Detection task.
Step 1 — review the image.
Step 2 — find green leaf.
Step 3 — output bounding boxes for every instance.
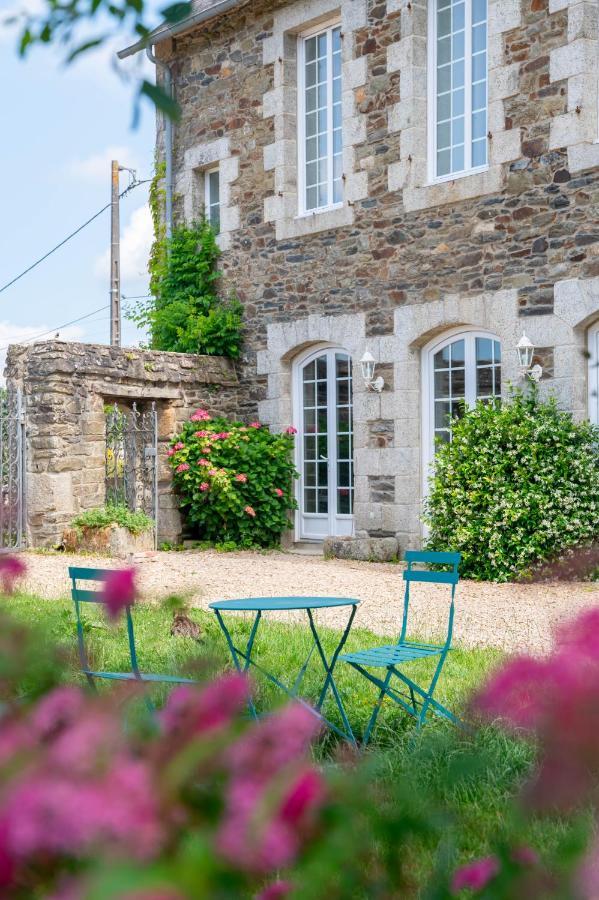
[160,1,192,24]
[140,79,181,121]
[66,36,106,63]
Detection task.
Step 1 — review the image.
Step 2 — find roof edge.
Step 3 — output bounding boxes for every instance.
[117,0,246,59]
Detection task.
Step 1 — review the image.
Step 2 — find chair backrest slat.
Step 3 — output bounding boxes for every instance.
[69,566,139,676]
[404,550,461,566]
[399,550,461,647]
[403,570,459,585]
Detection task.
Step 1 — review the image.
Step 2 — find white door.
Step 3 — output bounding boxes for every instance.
[589,323,599,426]
[296,348,354,540]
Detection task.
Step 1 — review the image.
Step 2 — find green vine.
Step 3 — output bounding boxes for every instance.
[127,160,243,358]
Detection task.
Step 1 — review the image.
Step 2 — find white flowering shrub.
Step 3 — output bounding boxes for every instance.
[424,390,599,581]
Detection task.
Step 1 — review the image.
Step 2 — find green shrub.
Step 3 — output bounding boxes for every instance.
[72,504,154,536]
[127,163,243,358]
[424,389,599,581]
[169,411,298,548]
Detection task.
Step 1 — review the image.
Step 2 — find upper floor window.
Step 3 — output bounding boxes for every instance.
[205,167,220,233]
[298,22,342,214]
[429,0,488,181]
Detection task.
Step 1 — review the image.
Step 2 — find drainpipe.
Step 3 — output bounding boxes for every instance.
[146,45,173,239]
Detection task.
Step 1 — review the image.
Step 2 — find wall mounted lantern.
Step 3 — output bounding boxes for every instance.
[516,332,542,382]
[360,351,385,393]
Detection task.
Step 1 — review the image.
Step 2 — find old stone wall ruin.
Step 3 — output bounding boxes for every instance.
[5,341,243,549]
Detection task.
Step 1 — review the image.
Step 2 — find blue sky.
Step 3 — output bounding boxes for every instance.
[0,0,165,373]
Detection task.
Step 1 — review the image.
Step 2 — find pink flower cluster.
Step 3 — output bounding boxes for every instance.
[244,506,256,518]
[0,555,26,595]
[234,473,248,483]
[216,704,325,872]
[101,568,136,620]
[475,607,599,812]
[190,409,211,422]
[0,687,162,876]
[175,463,190,474]
[173,442,185,451]
[249,422,261,429]
[200,482,210,492]
[194,430,211,438]
[284,426,298,435]
[213,432,232,440]
[274,488,284,498]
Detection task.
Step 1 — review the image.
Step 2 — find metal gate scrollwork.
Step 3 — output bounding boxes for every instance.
[105,401,158,547]
[0,389,26,550]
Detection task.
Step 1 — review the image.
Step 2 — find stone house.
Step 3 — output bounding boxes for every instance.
[120,0,599,556]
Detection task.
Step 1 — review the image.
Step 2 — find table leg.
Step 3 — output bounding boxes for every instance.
[307,606,356,744]
[214,609,262,719]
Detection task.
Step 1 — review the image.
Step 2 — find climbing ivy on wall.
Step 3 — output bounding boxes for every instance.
[128,162,243,358]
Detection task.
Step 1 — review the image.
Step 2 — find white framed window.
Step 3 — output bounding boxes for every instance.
[297,21,343,215]
[422,329,501,488]
[589,322,599,426]
[204,167,220,233]
[428,0,488,182]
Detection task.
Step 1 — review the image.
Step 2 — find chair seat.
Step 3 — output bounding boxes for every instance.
[83,670,197,684]
[341,641,446,668]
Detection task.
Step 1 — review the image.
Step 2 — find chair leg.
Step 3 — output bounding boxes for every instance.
[418,652,448,728]
[362,668,393,748]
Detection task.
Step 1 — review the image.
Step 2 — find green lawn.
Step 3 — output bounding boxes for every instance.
[6,592,587,885]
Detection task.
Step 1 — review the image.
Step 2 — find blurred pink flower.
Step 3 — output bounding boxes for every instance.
[451,856,500,894]
[0,822,14,888]
[198,458,210,466]
[31,687,85,740]
[244,506,256,517]
[235,473,248,483]
[474,657,550,730]
[0,555,26,595]
[2,758,161,861]
[167,448,175,457]
[214,432,232,440]
[200,482,210,492]
[176,463,190,473]
[209,469,218,477]
[190,409,211,422]
[284,426,297,435]
[274,488,284,498]
[511,845,540,867]
[101,568,136,620]
[160,673,249,736]
[173,442,185,451]
[256,881,293,900]
[194,430,210,438]
[249,422,261,429]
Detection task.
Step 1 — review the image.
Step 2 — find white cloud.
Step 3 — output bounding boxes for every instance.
[0,320,84,385]
[68,145,140,182]
[94,202,153,284]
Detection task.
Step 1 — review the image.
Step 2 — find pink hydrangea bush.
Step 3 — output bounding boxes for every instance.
[168,411,298,548]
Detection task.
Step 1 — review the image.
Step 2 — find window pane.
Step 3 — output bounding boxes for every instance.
[451,339,465,362]
[435,0,487,178]
[477,366,493,395]
[451,367,465,396]
[317,489,328,514]
[337,489,351,515]
[304,489,316,513]
[476,337,493,364]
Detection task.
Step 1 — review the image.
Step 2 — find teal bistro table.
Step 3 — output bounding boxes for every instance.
[209,596,361,743]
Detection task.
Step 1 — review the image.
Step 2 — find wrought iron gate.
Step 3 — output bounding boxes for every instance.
[105,402,158,546]
[0,389,26,550]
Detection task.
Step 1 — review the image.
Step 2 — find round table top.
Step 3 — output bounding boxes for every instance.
[209,596,361,612]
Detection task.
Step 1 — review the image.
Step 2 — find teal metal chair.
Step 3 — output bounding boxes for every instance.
[340,550,461,745]
[69,566,197,690]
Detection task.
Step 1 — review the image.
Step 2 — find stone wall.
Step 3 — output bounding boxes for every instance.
[156,0,599,548]
[5,341,242,548]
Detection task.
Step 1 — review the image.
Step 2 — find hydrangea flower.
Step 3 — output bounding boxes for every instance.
[190,409,211,422]
[0,555,26,595]
[176,463,190,473]
[173,442,185,451]
[244,506,256,517]
[451,856,499,893]
[284,426,298,435]
[200,483,210,492]
[235,474,248,483]
[249,422,261,429]
[274,488,284,497]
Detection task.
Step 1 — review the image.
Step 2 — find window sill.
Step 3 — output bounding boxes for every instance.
[295,201,345,221]
[427,164,489,187]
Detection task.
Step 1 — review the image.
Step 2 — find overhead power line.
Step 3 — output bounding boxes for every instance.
[0,299,136,353]
[0,178,151,298]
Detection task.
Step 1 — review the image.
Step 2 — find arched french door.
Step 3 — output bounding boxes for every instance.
[422,329,502,494]
[589,322,599,426]
[294,346,354,540]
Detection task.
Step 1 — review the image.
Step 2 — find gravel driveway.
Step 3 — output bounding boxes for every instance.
[19,549,599,655]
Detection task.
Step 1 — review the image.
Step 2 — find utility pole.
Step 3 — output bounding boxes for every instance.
[110,159,121,347]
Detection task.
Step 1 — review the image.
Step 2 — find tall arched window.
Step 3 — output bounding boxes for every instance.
[422,329,501,484]
[589,322,599,426]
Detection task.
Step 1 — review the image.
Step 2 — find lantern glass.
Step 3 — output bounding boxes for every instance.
[517,333,534,371]
[360,351,375,383]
